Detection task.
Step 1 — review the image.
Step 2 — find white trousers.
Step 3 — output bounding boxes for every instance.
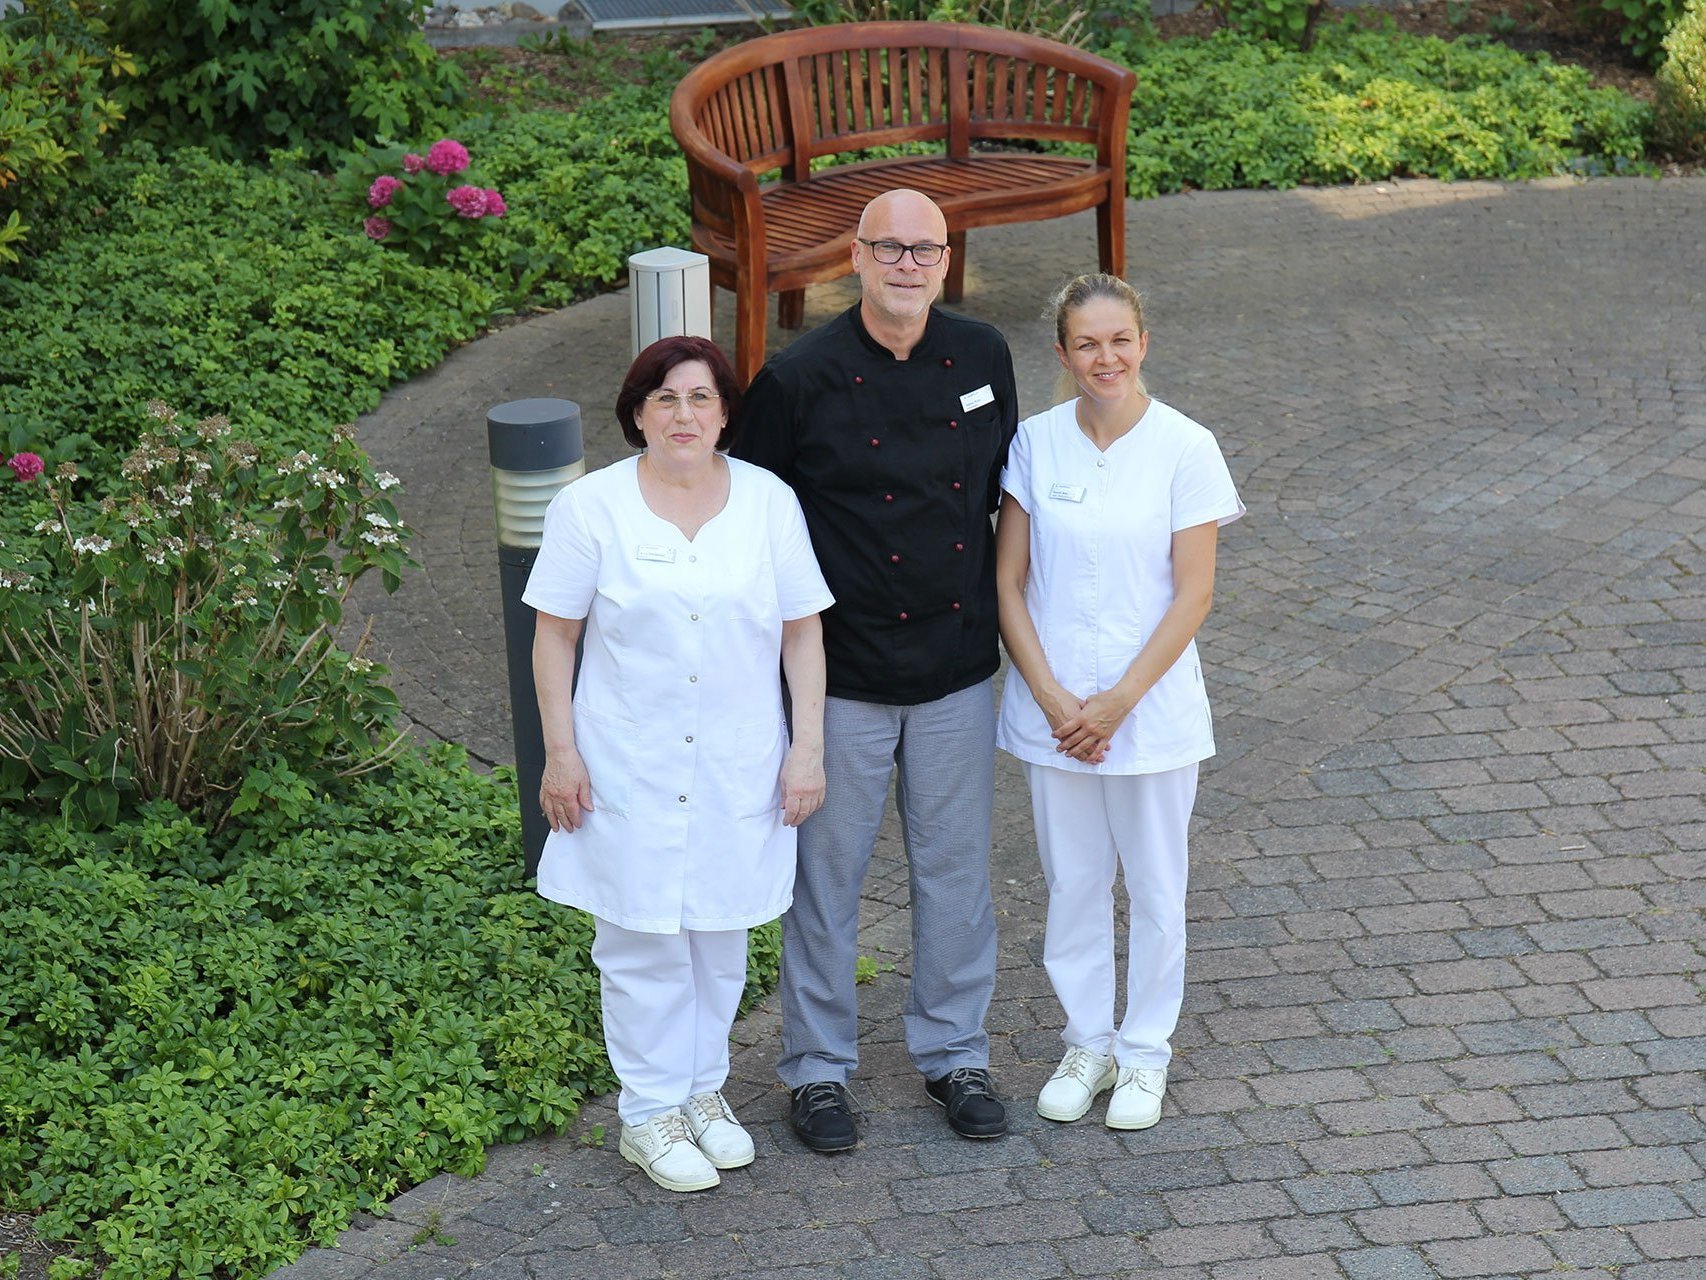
[591,917,749,1125]
[1025,762,1197,1069]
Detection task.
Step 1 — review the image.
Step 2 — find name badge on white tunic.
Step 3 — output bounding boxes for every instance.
[959,384,995,412]
[635,543,676,563]
[1049,483,1087,503]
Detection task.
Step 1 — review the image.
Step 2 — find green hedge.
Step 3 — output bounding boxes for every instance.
[1112,22,1653,198]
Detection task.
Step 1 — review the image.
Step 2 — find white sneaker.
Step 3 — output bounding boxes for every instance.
[1036,1046,1117,1123]
[1106,1066,1167,1131]
[619,1108,720,1192]
[684,1091,755,1169]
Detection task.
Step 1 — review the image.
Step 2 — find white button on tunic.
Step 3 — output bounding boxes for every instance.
[996,398,1245,776]
[523,456,834,933]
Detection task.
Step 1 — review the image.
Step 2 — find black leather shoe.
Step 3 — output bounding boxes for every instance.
[925,1067,1008,1139]
[789,1081,857,1152]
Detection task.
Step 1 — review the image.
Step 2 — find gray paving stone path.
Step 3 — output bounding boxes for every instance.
[282,177,1706,1280]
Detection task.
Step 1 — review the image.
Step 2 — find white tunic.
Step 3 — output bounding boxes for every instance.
[523,455,834,933]
[996,398,1245,776]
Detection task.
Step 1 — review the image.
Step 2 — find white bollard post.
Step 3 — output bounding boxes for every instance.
[628,247,712,355]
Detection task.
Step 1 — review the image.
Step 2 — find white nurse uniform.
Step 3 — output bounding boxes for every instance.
[524,454,834,933]
[998,397,1243,1070]
[524,453,833,1127]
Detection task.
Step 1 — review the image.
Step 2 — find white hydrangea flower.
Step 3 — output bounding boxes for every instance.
[72,535,113,555]
[374,472,400,490]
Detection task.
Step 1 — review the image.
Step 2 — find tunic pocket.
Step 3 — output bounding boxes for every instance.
[732,718,786,819]
[573,706,637,819]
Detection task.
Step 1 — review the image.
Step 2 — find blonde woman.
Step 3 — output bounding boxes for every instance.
[995,275,1243,1129]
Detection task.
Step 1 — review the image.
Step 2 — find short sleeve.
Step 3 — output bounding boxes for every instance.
[999,417,1035,512]
[522,483,599,619]
[1172,429,1245,532]
[770,485,835,621]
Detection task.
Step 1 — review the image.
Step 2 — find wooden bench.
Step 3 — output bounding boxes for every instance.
[669,21,1137,384]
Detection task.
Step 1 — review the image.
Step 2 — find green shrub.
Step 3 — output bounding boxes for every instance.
[1206,0,1331,50]
[103,0,465,164]
[0,144,497,475]
[1107,22,1653,197]
[0,751,605,1277]
[455,89,694,304]
[1597,0,1687,66]
[335,135,517,272]
[0,403,411,827]
[0,1,133,265]
[1656,0,1706,153]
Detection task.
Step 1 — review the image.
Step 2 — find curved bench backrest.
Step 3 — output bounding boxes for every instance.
[670,22,1133,231]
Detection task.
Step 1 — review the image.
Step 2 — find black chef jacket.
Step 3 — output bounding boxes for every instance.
[732,304,1019,705]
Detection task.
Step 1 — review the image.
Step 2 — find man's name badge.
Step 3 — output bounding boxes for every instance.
[636,544,676,563]
[959,384,996,412]
[1049,483,1087,503]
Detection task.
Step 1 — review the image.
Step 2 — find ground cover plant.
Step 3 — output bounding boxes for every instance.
[0,750,614,1278]
[1107,20,1653,195]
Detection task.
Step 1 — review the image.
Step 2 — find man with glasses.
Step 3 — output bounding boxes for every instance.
[733,189,1018,1152]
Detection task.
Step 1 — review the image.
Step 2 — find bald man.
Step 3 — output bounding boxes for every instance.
[733,190,1019,1150]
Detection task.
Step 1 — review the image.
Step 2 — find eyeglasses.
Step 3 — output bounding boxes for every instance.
[643,389,722,412]
[858,238,948,267]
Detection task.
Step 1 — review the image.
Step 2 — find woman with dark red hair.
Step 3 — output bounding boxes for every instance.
[525,336,832,1193]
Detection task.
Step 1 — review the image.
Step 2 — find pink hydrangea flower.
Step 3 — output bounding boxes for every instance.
[367,175,403,209]
[402,152,425,175]
[482,188,507,218]
[424,139,471,177]
[447,185,488,219]
[7,452,44,482]
[363,216,393,241]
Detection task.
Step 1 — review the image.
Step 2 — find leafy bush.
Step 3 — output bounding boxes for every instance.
[0,0,133,265]
[1205,0,1331,50]
[336,136,510,266]
[0,403,411,827]
[1107,22,1653,197]
[454,87,694,304]
[0,751,606,1277]
[103,0,465,164]
[1656,0,1706,152]
[0,144,498,474]
[1596,0,1688,66]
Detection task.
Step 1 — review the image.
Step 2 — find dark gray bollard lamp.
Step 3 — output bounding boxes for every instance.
[487,398,584,878]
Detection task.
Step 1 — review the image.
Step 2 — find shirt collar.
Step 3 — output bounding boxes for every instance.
[848,303,943,362]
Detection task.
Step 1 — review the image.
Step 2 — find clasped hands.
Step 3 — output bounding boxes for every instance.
[1038,684,1132,765]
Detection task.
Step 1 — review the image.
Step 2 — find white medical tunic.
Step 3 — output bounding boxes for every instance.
[996,398,1244,777]
[523,455,834,933]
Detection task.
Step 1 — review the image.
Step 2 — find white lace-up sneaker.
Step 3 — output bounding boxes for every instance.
[1036,1046,1117,1123]
[619,1107,720,1192]
[1105,1066,1167,1131]
[685,1090,755,1169]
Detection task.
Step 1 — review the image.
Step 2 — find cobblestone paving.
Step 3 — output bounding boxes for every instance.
[290,177,1706,1279]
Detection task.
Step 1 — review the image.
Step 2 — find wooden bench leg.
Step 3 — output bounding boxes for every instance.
[945,231,967,304]
[735,280,767,387]
[1097,195,1127,280]
[778,288,805,330]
